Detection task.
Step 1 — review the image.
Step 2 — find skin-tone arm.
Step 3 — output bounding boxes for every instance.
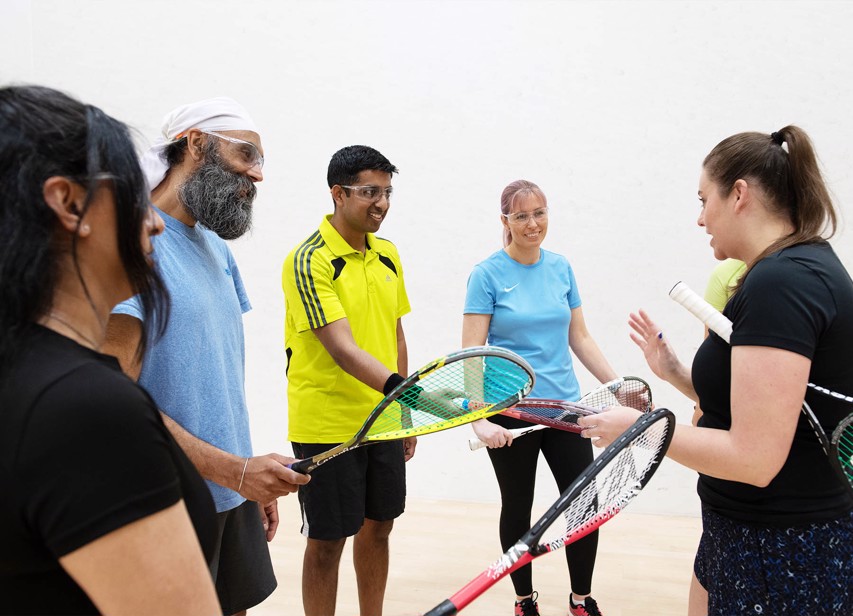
[395,319,418,461]
[568,306,619,384]
[579,326,810,487]
[59,501,219,615]
[313,316,417,460]
[313,317,396,391]
[462,313,517,448]
[102,314,309,535]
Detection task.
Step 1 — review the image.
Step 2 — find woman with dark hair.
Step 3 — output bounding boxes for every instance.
[581,126,853,616]
[463,180,622,616]
[0,85,219,614]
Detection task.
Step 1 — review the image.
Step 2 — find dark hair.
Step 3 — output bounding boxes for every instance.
[163,138,189,171]
[0,85,168,375]
[499,180,547,247]
[703,125,838,288]
[327,145,398,196]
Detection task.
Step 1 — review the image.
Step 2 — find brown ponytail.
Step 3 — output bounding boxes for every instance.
[702,125,838,288]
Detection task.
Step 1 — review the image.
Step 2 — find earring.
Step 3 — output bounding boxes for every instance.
[80,224,90,235]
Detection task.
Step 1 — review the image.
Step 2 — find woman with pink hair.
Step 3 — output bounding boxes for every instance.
[463,180,622,616]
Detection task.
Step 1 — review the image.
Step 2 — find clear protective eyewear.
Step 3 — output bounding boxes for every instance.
[503,206,549,225]
[341,185,393,203]
[199,130,264,171]
[68,172,119,184]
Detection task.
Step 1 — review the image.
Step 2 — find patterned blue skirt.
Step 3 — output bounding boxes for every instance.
[694,507,853,616]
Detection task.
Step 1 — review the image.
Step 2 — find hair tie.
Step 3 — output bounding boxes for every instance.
[770,131,784,146]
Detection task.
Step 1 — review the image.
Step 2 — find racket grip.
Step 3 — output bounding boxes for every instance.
[424,600,458,616]
[288,459,311,475]
[468,437,489,451]
[669,281,733,342]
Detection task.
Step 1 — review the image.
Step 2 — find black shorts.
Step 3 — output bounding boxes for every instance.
[209,499,277,615]
[292,440,406,540]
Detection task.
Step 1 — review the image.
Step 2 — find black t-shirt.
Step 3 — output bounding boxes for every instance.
[693,242,853,526]
[0,326,217,614]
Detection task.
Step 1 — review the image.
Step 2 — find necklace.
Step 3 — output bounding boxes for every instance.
[46,312,100,349]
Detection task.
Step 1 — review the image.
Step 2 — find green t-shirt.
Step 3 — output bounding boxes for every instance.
[704,259,746,311]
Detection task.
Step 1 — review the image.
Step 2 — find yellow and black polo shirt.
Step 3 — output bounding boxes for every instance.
[282,215,411,443]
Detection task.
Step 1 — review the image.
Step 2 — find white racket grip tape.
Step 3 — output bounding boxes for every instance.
[669,281,733,343]
[468,437,490,451]
[468,425,546,451]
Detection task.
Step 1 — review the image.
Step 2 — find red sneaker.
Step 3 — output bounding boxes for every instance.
[514,591,540,616]
[569,596,603,616]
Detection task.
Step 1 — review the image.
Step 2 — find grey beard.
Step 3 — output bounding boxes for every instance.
[178,148,257,240]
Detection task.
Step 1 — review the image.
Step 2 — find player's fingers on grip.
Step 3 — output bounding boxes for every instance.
[577,415,596,434]
[280,467,310,486]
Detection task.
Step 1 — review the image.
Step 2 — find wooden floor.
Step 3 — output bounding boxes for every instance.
[254,496,702,616]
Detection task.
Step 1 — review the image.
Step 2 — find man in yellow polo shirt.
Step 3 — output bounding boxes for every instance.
[282,145,412,616]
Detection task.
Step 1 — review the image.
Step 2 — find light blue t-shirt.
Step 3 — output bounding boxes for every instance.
[464,248,582,401]
[113,209,252,512]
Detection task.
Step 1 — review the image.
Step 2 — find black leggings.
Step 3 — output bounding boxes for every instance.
[486,426,597,597]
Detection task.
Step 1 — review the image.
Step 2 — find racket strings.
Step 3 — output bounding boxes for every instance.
[365,355,532,438]
[833,417,853,483]
[536,416,671,555]
[838,434,853,476]
[503,379,651,428]
[581,379,651,413]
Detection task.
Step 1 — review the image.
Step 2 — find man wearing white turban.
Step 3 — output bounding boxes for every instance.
[104,97,308,616]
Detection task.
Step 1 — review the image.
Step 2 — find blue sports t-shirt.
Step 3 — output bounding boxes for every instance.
[464,248,582,401]
[113,209,252,513]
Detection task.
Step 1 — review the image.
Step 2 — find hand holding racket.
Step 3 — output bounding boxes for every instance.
[426,408,675,615]
[288,346,535,474]
[468,376,652,451]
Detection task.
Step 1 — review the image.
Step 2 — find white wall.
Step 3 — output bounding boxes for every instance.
[3,0,853,516]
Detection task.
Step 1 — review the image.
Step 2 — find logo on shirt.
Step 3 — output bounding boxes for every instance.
[224,268,232,277]
[503,283,519,292]
[386,275,392,282]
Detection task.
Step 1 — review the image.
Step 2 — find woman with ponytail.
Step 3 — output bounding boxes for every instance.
[581,127,853,616]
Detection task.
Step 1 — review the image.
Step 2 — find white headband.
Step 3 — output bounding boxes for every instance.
[141,96,258,191]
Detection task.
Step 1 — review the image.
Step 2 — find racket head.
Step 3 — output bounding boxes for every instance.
[800,400,830,455]
[579,376,652,413]
[290,346,535,473]
[500,399,587,432]
[362,345,534,441]
[830,413,853,491]
[520,407,675,558]
[426,409,674,614]
[500,377,653,433]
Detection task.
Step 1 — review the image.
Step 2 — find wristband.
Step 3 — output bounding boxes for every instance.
[383,372,406,396]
